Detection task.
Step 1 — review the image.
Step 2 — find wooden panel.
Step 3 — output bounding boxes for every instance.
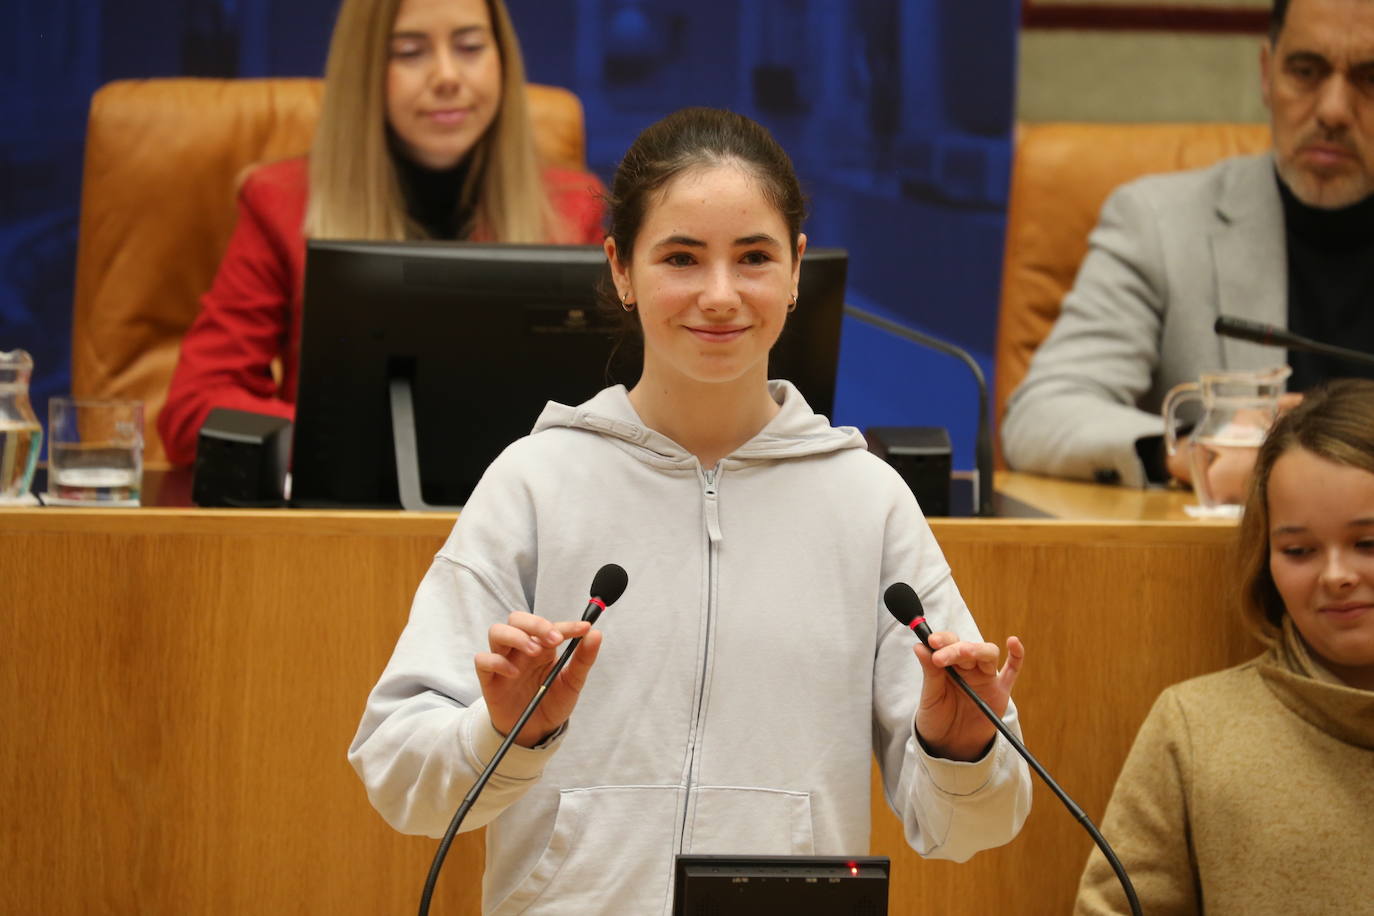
[874,519,1254,913]
[0,510,475,914]
[0,510,1255,913]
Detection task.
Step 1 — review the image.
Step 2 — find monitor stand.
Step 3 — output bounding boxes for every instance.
[389,377,463,512]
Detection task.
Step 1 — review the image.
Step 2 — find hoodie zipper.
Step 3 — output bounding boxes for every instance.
[679,464,723,852]
[701,466,722,541]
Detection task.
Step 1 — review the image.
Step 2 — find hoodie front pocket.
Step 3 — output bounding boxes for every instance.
[685,785,815,855]
[489,784,680,916]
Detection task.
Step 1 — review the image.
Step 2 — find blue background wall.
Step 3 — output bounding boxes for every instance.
[0,0,1018,470]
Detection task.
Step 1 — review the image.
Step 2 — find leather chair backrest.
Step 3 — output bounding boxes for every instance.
[993,121,1273,465]
[70,77,588,468]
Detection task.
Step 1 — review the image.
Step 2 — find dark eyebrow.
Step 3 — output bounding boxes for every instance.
[651,235,706,251]
[1272,518,1374,536]
[650,233,784,251]
[1283,50,1331,68]
[392,25,489,39]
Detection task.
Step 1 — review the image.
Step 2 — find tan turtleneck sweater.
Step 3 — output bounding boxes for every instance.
[1074,617,1374,915]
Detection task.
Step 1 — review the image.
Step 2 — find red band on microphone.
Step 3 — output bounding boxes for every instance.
[908,616,926,632]
[589,597,607,612]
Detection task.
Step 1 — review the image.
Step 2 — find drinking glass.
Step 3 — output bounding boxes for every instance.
[46,397,144,505]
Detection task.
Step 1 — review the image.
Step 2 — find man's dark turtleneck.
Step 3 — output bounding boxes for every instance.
[1278,170,1374,389]
[392,146,476,241]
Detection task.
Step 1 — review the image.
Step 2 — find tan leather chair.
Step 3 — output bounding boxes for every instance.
[70,77,590,468]
[993,122,1273,466]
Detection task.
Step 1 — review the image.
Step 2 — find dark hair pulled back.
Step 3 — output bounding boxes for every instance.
[605,107,807,268]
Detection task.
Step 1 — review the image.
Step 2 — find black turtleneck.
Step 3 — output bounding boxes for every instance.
[1278,172,1374,389]
[391,143,476,241]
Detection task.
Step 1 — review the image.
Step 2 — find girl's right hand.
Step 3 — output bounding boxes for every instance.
[475,611,604,748]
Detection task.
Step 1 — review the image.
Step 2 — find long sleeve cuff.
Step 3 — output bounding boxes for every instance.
[460,696,566,782]
[915,729,1009,797]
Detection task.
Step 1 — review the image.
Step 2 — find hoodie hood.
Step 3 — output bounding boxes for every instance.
[530,380,866,465]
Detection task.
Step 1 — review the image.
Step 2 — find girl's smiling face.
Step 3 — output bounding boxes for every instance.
[606,163,804,391]
[1267,446,1374,689]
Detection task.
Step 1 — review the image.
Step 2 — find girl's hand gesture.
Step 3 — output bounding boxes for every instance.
[913,633,1025,762]
[475,612,604,748]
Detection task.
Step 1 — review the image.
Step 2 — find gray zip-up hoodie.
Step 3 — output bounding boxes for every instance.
[350,381,1031,914]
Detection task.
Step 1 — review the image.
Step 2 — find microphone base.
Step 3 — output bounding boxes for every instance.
[192,408,291,507]
[865,426,952,517]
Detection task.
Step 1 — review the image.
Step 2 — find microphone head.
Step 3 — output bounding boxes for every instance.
[590,564,629,606]
[1215,314,1282,346]
[882,582,924,627]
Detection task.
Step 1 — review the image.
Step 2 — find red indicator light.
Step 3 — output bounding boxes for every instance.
[848,862,858,876]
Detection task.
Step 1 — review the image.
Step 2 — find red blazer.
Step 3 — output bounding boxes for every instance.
[158,157,608,465]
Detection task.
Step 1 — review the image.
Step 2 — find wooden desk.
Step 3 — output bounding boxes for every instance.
[996,469,1224,522]
[0,508,1256,914]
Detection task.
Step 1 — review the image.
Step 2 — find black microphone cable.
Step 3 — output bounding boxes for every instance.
[417,563,630,916]
[882,582,1142,916]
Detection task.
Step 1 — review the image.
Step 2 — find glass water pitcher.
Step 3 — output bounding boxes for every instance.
[1162,365,1292,510]
[0,349,43,502]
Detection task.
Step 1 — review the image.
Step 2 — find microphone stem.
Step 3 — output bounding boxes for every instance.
[417,634,586,916]
[1215,316,1374,369]
[1297,339,1374,369]
[843,304,994,517]
[940,665,1142,916]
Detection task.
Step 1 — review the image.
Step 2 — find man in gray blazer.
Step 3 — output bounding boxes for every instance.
[1002,0,1374,489]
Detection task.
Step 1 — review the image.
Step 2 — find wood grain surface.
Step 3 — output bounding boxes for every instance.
[1,508,1255,914]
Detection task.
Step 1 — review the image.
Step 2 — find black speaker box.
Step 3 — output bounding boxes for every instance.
[865,426,952,518]
[192,408,292,507]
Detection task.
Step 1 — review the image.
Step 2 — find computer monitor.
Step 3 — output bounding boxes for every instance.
[291,241,847,510]
[672,854,890,915]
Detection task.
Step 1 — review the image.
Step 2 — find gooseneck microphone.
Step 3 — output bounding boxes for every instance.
[881,583,1142,916]
[844,304,994,518]
[418,564,630,915]
[1214,315,1374,369]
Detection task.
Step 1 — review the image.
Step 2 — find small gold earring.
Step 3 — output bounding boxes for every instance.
[621,292,635,312]
[787,294,798,313]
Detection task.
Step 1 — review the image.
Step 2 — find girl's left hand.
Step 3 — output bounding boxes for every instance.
[913,633,1025,762]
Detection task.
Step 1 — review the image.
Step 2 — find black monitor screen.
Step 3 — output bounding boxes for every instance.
[672,854,889,915]
[291,241,847,509]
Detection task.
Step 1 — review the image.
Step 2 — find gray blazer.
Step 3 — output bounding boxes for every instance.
[1001,153,1291,487]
